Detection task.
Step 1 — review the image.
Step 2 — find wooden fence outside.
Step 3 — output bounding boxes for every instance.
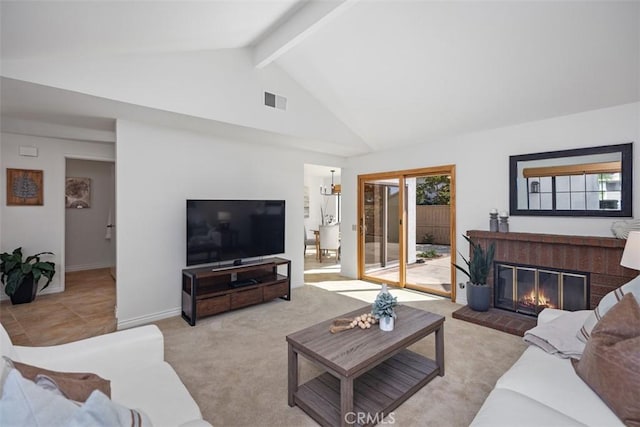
[416,205,450,245]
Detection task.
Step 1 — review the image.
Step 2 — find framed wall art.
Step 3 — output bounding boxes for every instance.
[6,168,43,206]
[65,177,91,208]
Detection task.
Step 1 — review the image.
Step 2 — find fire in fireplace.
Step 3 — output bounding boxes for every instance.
[520,288,556,311]
[494,263,589,316]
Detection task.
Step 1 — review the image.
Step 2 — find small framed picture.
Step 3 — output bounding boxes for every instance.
[65,177,91,208]
[6,168,43,206]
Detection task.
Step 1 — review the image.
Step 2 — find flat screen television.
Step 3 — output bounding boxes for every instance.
[186,199,285,266]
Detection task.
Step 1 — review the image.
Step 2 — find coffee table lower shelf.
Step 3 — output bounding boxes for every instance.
[294,349,439,427]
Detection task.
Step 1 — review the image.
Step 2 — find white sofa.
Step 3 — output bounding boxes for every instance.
[470,308,623,427]
[0,323,211,427]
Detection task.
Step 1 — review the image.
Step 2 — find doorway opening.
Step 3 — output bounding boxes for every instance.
[303,164,341,280]
[358,165,456,301]
[64,158,115,275]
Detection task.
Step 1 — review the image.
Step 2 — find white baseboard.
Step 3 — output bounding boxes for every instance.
[117,307,182,330]
[65,262,114,272]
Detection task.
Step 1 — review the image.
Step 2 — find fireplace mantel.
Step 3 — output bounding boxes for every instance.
[467,230,637,309]
[468,230,626,248]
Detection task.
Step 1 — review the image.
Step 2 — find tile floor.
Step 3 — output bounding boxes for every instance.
[0,268,116,346]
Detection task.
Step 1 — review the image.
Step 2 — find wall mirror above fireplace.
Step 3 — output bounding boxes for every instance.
[509,143,633,217]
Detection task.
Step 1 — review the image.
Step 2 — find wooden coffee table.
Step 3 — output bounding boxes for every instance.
[287,305,445,427]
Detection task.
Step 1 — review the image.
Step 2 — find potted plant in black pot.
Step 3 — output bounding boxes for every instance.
[1,247,56,304]
[453,235,495,312]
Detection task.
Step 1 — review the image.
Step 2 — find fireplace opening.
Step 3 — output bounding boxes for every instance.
[494,263,589,316]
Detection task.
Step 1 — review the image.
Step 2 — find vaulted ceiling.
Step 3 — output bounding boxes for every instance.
[1,1,638,156]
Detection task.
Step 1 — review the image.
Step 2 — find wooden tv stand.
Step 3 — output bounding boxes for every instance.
[181,257,291,326]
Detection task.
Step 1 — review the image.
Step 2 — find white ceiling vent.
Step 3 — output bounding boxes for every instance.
[264,92,287,110]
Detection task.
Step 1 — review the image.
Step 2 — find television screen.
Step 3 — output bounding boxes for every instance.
[186,200,285,266]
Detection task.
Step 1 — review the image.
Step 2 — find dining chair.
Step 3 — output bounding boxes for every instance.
[304,226,317,256]
[319,224,340,263]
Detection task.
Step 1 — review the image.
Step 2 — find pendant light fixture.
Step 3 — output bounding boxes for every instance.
[320,170,340,195]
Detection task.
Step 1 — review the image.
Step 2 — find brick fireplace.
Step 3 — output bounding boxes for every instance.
[452,230,638,335]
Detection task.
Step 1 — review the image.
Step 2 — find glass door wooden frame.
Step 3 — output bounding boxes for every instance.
[357,165,457,302]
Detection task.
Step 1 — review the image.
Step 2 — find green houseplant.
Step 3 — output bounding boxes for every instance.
[372,284,398,331]
[453,235,495,311]
[0,247,56,305]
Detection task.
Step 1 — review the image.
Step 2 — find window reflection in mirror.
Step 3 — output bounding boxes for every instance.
[510,143,632,217]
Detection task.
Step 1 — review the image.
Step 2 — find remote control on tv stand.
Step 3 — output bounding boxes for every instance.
[229,278,259,288]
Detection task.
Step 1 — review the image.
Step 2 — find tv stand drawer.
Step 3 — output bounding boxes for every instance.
[197,295,230,317]
[263,280,289,301]
[231,287,262,309]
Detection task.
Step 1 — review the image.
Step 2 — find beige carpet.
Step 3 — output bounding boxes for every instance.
[155,283,526,427]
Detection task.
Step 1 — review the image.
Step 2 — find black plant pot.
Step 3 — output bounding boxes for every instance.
[466,282,491,312]
[10,275,37,305]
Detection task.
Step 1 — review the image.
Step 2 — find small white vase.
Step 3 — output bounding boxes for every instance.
[379,316,394,331]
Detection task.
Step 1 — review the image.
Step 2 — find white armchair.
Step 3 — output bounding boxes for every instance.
[319,224,340,263]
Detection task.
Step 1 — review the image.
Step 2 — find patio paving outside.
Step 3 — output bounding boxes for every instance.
[365,244,451,294]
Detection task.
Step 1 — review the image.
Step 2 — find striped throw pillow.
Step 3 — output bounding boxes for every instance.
[577,275,640,343]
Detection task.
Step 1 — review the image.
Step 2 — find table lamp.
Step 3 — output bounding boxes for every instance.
[620,231,640,270]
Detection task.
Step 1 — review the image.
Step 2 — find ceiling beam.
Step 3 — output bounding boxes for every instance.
[253,0,356,69]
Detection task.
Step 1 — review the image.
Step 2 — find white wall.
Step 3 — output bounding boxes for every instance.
[65,159,115,271]
[115,119,343,328]
[0,132,115,296]
[406,178,417,263]
[2,49,366,154]
[341,102,640,304]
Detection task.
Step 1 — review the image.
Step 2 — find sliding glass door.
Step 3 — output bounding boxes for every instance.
[404,173,453,297]
[361,177,402,286]
[358,166,456,301]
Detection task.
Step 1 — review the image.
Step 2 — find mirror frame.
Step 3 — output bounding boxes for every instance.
[509,143,633,217]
